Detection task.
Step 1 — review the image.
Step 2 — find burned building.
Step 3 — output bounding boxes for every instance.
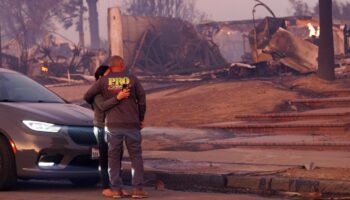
[119,15,227,75]
[197,19,257,63]
[108,7,228,76]
[198,16,350,74]
[107,6,350,78]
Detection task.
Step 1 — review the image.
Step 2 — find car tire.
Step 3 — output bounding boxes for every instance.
[0,136,17,191]
[69,177,100,187]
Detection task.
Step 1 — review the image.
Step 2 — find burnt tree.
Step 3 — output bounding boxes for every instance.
[318,0,335,81]
[0,0,62,74]
[57,0,87,47]
[78,0,85,47]
[86,0,100,49]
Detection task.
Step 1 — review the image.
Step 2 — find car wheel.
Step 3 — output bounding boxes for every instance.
[69,177,100,187]
[0,136,17,191]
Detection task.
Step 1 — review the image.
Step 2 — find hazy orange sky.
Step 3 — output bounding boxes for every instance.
[60,0,350,45]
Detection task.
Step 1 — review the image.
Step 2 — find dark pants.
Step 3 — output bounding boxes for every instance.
[106,128,144,189]
[94,127,123,189]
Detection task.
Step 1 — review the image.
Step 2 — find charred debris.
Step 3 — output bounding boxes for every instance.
[124,15,350,82]
[2,14,350,84]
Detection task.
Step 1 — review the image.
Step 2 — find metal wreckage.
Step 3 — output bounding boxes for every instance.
[118,14,350,82]
[120,15,227,76]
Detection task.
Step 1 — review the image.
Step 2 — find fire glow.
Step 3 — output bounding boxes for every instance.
[307,23,320,38]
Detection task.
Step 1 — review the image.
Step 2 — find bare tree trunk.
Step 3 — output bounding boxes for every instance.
[0,24,2,68]
[318,0,335,81]
[78,0,85,47]
[20,49,29,75]
[86,0,100,49]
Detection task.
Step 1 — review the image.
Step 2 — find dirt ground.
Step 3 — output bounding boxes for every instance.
[285,74,350,92]
[145,75,350,127]
[50,75,350,128]
[281,167,350,182]
[145,80,300,127]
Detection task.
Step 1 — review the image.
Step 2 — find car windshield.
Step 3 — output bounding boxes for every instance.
[0,72,65,103]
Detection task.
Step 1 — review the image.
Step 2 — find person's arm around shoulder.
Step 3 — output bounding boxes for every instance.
[94,90,130,112]
[93,95,119,112]
[84,79,103,104]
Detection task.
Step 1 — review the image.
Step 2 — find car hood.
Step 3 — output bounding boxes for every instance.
[1,103,93,126]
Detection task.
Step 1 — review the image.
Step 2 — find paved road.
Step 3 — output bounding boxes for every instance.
[0,181,282,200]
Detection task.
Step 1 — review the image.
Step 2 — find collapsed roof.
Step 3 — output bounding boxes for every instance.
[121,15,228,75]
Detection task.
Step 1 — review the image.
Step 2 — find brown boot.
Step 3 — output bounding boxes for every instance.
[112,190,123,199]
[121,189,131,197]
[131,188,149,199]
[102,188,118,198]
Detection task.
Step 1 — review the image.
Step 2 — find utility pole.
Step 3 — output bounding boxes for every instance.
[317,0,335,81]
[344,24,349,55]
[108,7,123,57]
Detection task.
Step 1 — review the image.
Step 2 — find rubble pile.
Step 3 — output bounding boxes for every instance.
[3,11,350,83]
[196,16,350,79]
[37,35,108,77]
[249,17,318,74]
[121,16,228,75]
[1,34,108,84]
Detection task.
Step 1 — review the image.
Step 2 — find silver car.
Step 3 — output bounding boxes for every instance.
[0,68,99,190]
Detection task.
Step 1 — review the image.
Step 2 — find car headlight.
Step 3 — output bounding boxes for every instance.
[22,120,61,133]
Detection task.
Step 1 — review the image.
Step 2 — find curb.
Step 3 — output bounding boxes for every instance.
[122,170,227,191]
[121,170,350,196]
[227,174,350,195]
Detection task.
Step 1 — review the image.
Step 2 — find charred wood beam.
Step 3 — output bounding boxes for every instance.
[130,30,148,71]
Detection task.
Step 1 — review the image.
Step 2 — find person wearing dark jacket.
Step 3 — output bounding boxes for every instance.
[84,56,148,199]
[91,65,130,198]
